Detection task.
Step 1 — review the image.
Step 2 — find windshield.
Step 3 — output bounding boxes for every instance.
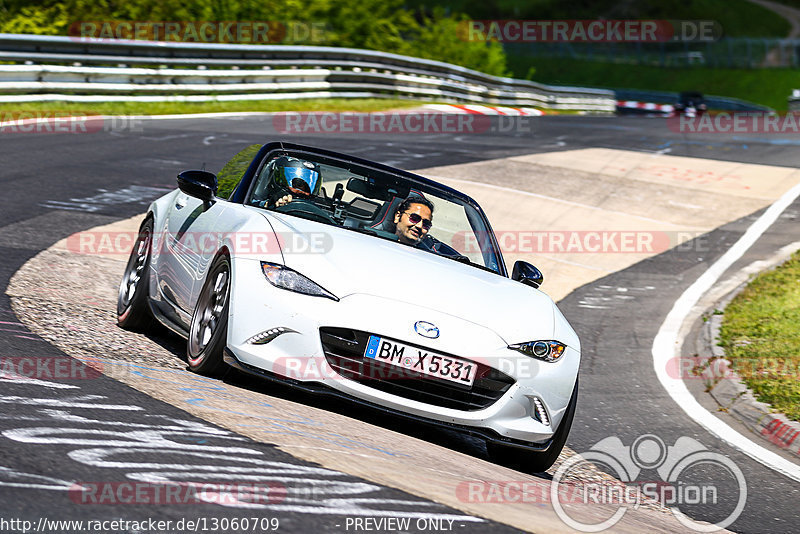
[246,150,503,275]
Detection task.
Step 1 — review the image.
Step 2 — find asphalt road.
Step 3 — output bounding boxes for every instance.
[2,114,800,532]
[560,203,800,533]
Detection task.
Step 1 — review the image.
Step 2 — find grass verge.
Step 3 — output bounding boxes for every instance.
[510,55,796,111]
[719,250,800,421]
[0,98,424,116]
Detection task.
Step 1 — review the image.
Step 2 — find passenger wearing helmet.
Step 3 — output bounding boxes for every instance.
[265,156,322,207]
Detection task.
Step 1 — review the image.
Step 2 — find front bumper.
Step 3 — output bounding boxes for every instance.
[227,260,580,445]
[223,348,555,452]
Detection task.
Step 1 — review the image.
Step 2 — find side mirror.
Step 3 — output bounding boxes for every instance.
[512,260,544,288]
[177,170,218,204]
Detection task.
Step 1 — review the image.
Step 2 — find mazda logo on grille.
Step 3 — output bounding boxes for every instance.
[414,321,439,339]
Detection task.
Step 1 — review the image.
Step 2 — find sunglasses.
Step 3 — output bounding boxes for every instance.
[405,212,432,230]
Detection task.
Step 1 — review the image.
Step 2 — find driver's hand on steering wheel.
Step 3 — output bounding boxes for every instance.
[275,194,293,207]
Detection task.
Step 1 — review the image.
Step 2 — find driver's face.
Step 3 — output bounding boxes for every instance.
[288,177,311,195]
[394,203,432,245]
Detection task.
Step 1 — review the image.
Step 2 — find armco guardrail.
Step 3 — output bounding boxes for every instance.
[0,33,615,111]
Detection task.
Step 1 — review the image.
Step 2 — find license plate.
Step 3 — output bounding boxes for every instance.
[364,336,477,387]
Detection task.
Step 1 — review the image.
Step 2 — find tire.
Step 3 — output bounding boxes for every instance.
[117,217,155,331]
[487,376,579,473]
[187,254,231,377]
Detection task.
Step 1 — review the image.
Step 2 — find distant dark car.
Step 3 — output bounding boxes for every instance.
[674,91,707,117]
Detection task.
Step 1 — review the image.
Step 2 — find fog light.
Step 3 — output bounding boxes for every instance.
[530,396,550,426]
[247,327,296,345]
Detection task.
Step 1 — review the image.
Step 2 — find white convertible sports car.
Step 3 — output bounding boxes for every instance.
[117,142,580,472]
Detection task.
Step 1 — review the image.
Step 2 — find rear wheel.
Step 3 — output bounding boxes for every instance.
[117,217,154,331]
[187,254,231,376]
[487,376,579,473]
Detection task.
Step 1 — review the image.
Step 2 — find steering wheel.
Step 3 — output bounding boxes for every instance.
[273,200,336,224]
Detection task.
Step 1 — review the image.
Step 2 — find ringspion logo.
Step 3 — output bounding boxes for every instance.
[552,434,746,531]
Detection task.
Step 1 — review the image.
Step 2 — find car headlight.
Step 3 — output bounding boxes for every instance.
[260,261,338,301]
[508,340,566,362]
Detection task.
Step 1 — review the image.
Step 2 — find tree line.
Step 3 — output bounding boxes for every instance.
[0,0,508,76]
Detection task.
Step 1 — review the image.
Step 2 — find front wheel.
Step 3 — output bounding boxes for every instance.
[487,376,579,473]
[187,254,231,376]
[117,217,154,331]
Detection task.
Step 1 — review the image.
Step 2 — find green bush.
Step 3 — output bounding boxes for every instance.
[0,0,509,76]
[409,9,507,76]
[0,3,68,34]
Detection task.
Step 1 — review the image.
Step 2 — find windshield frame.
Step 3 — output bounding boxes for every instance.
[236,143,508,277]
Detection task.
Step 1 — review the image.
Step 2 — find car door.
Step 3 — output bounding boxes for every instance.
[159,192,227,323]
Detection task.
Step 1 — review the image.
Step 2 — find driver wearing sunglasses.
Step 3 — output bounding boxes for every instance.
[393,197,434,245]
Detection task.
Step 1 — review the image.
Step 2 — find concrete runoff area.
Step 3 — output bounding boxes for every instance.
[11,146,798,532]
[424,148,800,299]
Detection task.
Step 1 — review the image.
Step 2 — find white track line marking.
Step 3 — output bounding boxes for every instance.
[652,180,800,482]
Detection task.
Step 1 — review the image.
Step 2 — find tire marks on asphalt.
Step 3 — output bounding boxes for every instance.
[0,369,490,527]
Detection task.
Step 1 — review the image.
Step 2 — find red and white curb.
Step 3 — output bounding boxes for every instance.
[707,348,800,459]
[423,104,545,116]
[616,100,674,113]
[703,244,800,461]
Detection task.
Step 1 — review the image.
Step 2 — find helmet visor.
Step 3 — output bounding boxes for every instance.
[283,167,319,195]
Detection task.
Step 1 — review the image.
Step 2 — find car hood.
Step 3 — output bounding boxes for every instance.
[263,212,573,346]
